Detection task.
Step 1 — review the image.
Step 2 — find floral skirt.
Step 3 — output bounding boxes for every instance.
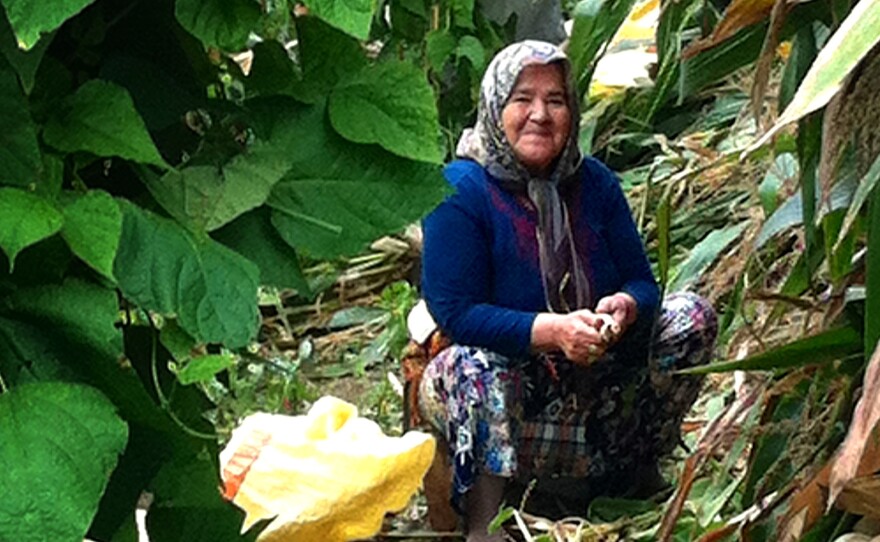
[418,292,717,507]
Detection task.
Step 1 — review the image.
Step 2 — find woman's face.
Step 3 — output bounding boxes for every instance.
[501,63,571,176]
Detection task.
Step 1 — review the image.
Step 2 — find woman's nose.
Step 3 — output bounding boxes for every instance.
[529,99,549,122]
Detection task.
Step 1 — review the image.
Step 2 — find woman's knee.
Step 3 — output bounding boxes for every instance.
[659,292,718,346]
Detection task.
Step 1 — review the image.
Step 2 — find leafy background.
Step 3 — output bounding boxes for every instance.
[0,0,879,540]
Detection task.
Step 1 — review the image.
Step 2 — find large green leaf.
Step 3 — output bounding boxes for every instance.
[0,382,127,542]
[329,61,443,164]
[142,138,290,232]
[61,190,121,280]
[301,0,375,40]
[261,100,448,258]
[0,187,62,270]
[212,207,311,293]
[0,280,174,432]
[753,0,880,148]
[175,0,261,51]
[0,62,41,187]
[114,202,260,347]
[678,326,863,374]
[0,0,97,50]
[42,79,167,167]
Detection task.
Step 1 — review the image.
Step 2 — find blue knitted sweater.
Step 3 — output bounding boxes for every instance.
[421,157,659,358]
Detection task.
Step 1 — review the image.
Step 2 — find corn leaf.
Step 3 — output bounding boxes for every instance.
[678,325,862,374]
[751,0,880,150]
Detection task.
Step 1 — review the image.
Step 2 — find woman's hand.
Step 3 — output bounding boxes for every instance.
[595,292,638,337]
[532,310,611,365]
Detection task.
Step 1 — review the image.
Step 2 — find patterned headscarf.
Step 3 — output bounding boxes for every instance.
[456,40,590,312]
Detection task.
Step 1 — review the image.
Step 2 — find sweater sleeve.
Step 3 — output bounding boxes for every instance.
[421,163,537,358]
[592,159,660,327]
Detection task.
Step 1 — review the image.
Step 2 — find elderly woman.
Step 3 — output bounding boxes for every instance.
[418,41,717,541]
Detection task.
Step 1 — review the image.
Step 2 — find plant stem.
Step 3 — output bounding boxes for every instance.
[0,370,7,393]
[147,314,215,440]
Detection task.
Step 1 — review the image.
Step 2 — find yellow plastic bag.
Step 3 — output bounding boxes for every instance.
[219,396,436,542]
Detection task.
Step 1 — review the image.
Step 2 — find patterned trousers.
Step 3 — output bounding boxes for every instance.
[418,292,718,507]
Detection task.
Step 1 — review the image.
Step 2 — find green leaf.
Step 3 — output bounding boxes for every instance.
[425,29,456,72]
[867,190,880,356]
[0,187,62,270]
[456,35,485,70]
[0,9,50,93]
[264,101,448,258]
[451,0,474,29]
[568,0,638,97]
[388,0,428,41]
[43,79,167,167]
[288,16,366,104]
[656,193,671,290]
[0,62,41,187]
[759,153,798,216]
[834,152,880,253]
[329,61,443,163]
[176,353,235,385]
[588,497,656,522]
[146,453,257,542]
[160,319,199,362]
[644,0,700,119]
[487,506,515,534]
[753,0,880,148]
[0,280,176,435]
[742,379,809,504]
[301,0,375,40]
[756,190,803,249]
[756,170,856,249]
[142,138,290,232]
[246,40,298,97]
[327,306,387,329]
[212,207,311,293]
[668,222,747,292]
[114,202,260,348]
[679,24,764,101]
[779,23,818,112]
[0,0,97,50]
[0,382,128,542]
[678,326,863,374]
[175,0,261,51]
[798,113,821,279]
[61,190,121,280]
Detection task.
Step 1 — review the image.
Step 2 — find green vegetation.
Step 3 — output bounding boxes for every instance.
[0,0,878,540]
